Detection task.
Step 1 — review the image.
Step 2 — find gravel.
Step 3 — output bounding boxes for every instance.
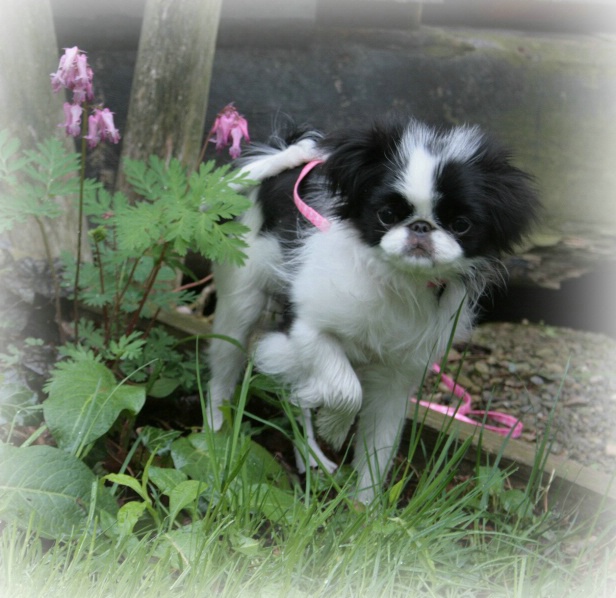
[432,321,616,473]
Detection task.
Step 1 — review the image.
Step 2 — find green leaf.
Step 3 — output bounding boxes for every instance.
[138,426,182,456]
[115,201,165,254]
[0,443,117,539]
[116,501,147,537]
[170,432,289,489]
[500,489,528,516]
[147,377,181,399]
[168,480,209,521]
[248,483,299,524]
[104,473,149,502]
[230,532,262,557]
[155,523,212,567]
[43,356,146,455]
[148,466,187,495]
[107,332,146,361]
[0,372,41,426]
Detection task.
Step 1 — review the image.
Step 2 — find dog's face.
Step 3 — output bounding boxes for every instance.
[323,119,538,272]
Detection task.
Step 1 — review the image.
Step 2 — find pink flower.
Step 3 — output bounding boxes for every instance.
[51,46,94,104]
[210,104,250,158]
[85,108,121,148]
[61,102,83,137]
[85,114,101,148]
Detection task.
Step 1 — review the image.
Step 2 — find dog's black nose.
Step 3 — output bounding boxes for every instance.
[409,220,434,234]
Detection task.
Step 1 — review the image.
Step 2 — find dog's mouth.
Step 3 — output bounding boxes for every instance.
[405,232,434,259]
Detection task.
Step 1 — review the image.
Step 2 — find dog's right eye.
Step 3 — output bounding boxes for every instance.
[377,207,398,228]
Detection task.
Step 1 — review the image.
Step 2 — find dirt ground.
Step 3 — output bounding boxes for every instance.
[432,321,616,474]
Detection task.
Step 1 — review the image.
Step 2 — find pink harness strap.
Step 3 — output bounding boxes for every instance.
[293,160,331,232]
[410,363,523,438]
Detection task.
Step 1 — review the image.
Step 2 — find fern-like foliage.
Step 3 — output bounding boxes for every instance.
[0,132,97,232]
[119,156,252,264]
[2,128,253,398]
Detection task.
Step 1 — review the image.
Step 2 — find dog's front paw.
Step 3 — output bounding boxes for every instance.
[205,404,224,432]
[315,407,356,451]
[295,370,362,414]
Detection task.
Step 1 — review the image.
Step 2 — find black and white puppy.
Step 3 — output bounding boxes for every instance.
[207,116,538,502]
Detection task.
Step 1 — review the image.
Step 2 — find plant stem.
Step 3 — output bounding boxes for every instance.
[124,243,169,338]
[73,108,89,341]
[195,130,214,171]
[111,250,147,337]
[93,238,111,344]
[34,216,66,344]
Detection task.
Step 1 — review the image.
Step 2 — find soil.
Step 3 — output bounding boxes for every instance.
[435,321,616,474]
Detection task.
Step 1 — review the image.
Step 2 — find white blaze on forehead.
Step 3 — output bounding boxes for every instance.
[393,122,485,218]
[395,145,439,217]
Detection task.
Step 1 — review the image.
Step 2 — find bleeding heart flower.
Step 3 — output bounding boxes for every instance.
[210,104,250,158]
[51,46,94,104]
[61,102,83,137]
[84,108,121,148]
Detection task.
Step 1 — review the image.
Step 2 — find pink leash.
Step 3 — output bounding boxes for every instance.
[410,363,523,438]
[292,162,522,438]
[293,160,331,232]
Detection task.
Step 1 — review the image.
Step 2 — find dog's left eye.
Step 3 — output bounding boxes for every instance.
[450,216,472,235]
[377,207,399,227]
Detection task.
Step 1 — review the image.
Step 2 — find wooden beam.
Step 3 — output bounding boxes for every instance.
[408,404,616,522]
[117,0,222,183]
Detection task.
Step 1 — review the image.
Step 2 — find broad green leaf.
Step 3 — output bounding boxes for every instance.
[138,426,182,456]
[147,377,180,398]
[168,480,209,521]
[0,443,117,539]
[500,489,528,515]
[0,372,41,426]
[44,356,146,455]
[170,435,224,483]
[248,483,300,524]
[148,466,187,495]
[171,432,288,489]
[230,532,262,556]
[116,500,147,537]
[155,523,212,568]
[104,473,148,502]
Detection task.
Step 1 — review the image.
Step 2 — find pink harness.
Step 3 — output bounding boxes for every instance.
[292,162,522,439]
[293,160,330,231]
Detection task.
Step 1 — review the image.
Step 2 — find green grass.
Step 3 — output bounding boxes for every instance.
[1,479,614,598]
[1,366,615,597]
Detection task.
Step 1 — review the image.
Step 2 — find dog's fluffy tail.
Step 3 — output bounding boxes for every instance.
[231,129,325,191]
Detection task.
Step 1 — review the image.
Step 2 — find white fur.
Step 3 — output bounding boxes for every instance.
[208,218,473,501]
[231,137,324,191]
[398,146,438,215]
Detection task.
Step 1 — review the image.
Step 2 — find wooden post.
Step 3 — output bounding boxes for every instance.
[0,0,86,260]
[118,0,223,181]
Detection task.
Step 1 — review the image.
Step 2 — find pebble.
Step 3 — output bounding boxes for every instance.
[448,322,616,474]
[474,362,490,375]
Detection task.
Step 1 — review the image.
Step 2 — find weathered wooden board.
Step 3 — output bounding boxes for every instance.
[407,404,616,522]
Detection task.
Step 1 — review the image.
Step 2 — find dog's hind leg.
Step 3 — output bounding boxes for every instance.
[206,226,277,430]
[293,408,338,474]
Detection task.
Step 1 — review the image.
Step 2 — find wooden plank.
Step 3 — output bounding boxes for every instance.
[408,405,616,521]
[117,0,222,184]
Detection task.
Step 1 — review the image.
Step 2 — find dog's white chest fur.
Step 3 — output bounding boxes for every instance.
[287,223,471,372]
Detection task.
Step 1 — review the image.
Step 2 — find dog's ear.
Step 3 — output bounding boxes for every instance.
[322,118,405,219]
[469,139,540,254]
